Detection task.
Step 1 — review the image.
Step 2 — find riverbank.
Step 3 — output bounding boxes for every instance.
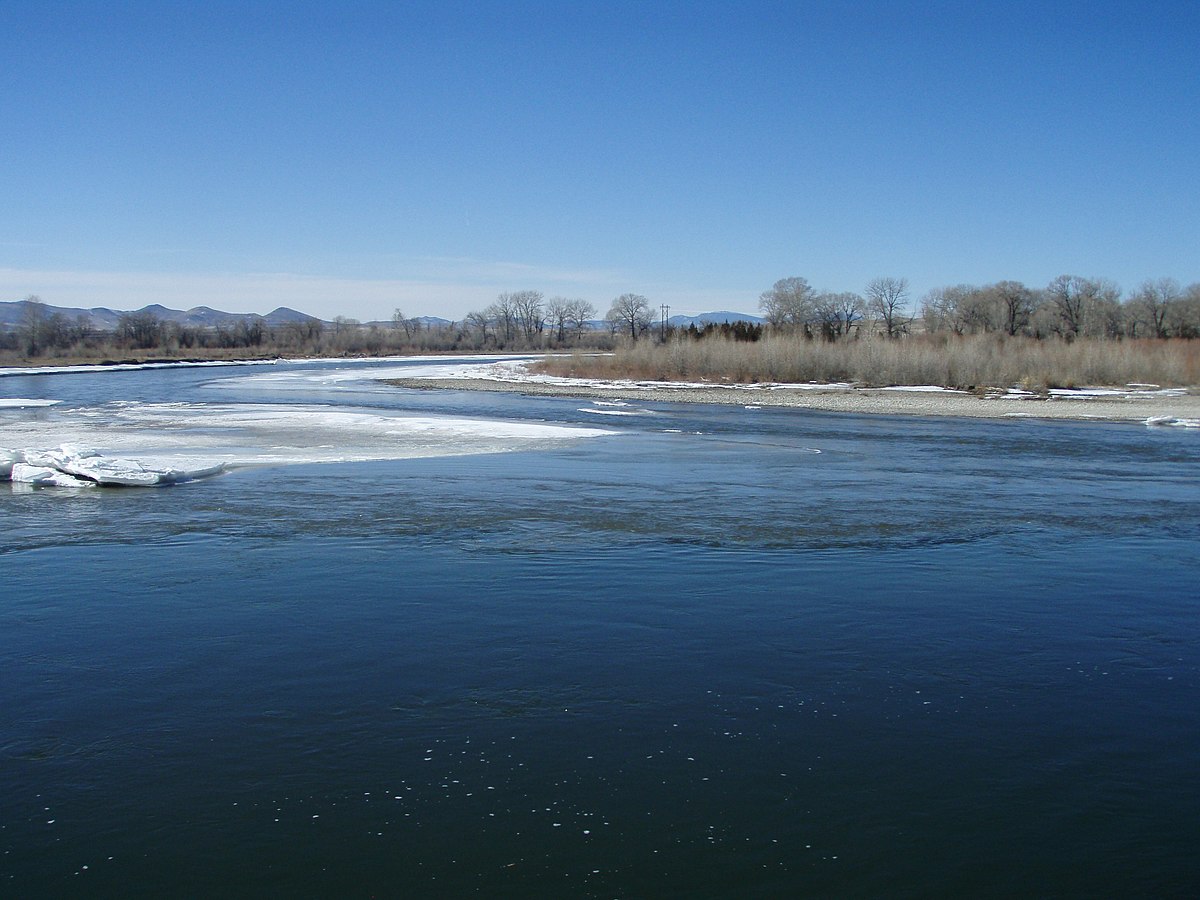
[384,373,1200,424]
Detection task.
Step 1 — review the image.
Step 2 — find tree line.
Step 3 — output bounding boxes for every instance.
[4,298,325,359]
[758,275,1200,341]
[1,292,620,362]
[5,273,1197,364]
[460,291,668,345]
[4,289,658,362]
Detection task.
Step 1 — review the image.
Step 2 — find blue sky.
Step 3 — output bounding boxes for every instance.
[3,0,1197,321]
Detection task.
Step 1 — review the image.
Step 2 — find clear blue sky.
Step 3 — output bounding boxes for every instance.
[3,0,1197,321]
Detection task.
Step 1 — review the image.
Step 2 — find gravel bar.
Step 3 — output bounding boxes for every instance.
[383,377,1200,423]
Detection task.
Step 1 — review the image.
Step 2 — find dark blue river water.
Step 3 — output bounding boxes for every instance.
[2,359,1198,897]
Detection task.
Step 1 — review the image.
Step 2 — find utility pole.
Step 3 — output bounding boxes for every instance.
[660,304,670,342]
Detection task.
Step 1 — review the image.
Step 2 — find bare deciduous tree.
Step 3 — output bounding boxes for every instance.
[278,317,322,351]
[832,292,865,337]
[1046,276,1077,337]
[568,299,596,341]
[545,296,596,343]
[1168,283,1200,338]
[392,308,419,339]
[117,310,165,349]
[759,277,816,330]
[607,293,652,341]
[866,277,910,337]
[19,294,45,356]
[988,281,1037,336]
[813,291,864,339]
[492,294,518,342]
[510,290,545,340]
[465,309,492,346]
[920,286,954,334]
[546,296,571,342]
[1045,275,1104,339]
[1082,279,1124,338]
[920,284,979,334]
[957,287,998,334]
[1131,278,1180,339]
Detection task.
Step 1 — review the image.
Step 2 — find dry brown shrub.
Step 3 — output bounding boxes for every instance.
[537,335,1199,390]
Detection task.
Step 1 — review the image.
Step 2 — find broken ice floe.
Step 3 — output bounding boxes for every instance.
[1145,416,1199,428]
[579,405,657,417]
[3,444,225,488]
[10,463,96,488]
[0,398,61,408]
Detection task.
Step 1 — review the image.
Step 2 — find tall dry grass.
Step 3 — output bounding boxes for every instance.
[538,334,1200,391]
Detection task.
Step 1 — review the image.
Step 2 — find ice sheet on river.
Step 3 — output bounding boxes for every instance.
[2,401,617,487]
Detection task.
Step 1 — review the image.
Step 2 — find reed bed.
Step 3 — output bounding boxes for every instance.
[538,334,1200,391]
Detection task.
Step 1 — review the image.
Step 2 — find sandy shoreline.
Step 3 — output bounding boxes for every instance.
[384,376,1200,424]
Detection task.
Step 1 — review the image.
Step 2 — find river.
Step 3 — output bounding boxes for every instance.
[2,357,1198,897]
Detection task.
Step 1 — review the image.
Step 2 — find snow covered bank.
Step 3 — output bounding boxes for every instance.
[388,357,858,394]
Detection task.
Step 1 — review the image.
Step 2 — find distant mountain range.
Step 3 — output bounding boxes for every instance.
[1,298,760,332]
[667,310,765,328]
[0,299,321,332]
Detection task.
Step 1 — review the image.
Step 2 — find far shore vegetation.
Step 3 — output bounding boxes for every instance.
[4,274,1199,391]
[536,333,1199,393]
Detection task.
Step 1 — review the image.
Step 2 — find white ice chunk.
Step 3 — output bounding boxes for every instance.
[5,444,226,486]
[18,449,63,469]
[58,446,228,485]
[55,453,166,486]
[10,463,96,488]
[1145,416,1200,428]
[0,398,61,408]
[1,447,22,479]
[578,407,655,417]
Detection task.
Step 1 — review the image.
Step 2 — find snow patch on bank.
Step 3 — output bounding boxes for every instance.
[879,385,969,394]
[407,360,1195,405]
[394,357,857,394]
[1049,386,1188,400]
